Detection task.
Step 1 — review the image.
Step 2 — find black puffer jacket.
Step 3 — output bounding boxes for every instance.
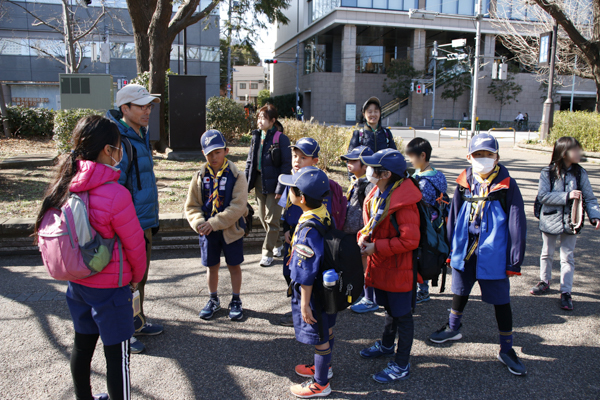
[245,126,292,195]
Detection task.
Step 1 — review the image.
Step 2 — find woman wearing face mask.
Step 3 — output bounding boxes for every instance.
[34,116,146,400]
[428,133,528,377]
[356,149,422,384]
[347,97,397,159]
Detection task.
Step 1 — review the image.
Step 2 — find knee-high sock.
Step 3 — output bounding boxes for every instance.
[104,340,131,400]
[449,294,469,331]
[71,332,99,400]
[314,346,332,386]
[494,303,513,353]
[363,286,374,302]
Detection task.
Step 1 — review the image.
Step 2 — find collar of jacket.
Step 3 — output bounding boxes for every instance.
[107,109,147,142]
[363,122,381,133]
[364,178,422,216]
[456,164,511,194]
[256,125,278,138]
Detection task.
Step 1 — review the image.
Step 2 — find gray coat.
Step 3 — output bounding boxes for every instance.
[538,165,600,235]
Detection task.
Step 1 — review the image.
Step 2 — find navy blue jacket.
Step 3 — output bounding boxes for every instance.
[347,124,397,154]
[106,110,159,231]
[447,164,526,278]
[245,126,292,195]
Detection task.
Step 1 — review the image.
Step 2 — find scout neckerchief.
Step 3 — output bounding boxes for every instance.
[465,164,500,261]
[359,179,403,238]
[205,159,230,216]
[346,175,366,200]
[287,205,331,267]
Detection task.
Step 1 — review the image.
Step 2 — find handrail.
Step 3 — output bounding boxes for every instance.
[437,127,467,148]
[389,126,417,139]
[488,127,516,144]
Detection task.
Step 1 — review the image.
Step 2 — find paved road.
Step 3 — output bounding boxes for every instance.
[1,141,599,399]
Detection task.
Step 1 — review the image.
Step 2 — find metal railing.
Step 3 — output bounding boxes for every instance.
[437,127,468,148]
[487,127,516,144]
[389,126,417,138]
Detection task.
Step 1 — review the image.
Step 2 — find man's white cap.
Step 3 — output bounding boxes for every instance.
[116,84,161,107]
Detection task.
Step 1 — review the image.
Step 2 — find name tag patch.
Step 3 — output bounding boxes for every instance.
[295,244,315,258]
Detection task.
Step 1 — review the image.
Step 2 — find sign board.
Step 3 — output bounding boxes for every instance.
[345,103,356,124]
[538,31,552,67]
[227,84,231,90]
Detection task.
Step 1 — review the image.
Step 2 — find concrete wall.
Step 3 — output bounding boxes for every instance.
[302,72,342,124]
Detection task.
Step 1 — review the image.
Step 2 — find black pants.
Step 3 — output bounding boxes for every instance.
[71,332,130,400]
[381,309,414,367]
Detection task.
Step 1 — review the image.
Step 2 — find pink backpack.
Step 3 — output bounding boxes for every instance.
[37,190,123,285]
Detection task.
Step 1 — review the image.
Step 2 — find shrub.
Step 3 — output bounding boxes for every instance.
[206,96,250,142]
[548,111,600,152]
[281,118,353,172]
[267,93,303,118]
[2,106,54,137]
[257,89,272,107]
[53,109,103,153]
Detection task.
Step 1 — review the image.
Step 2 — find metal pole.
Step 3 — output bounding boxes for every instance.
[226,0,233,99]
[540,20,558,140]
[0,84,12,138]
[470,0,483,138]
[183,27,188,75]
[431,40,437,129]
[295,38,299,119]
[570,54,577,112]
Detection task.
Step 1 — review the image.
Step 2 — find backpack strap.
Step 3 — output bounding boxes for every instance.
[117,236,124,287]
[384,128,392,147]
[273,131,282,144]
[121,137,142,194]
[460,188,509,215]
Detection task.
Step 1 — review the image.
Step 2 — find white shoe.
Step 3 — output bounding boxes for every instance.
[273,245,284,258]
[260,256,274,267]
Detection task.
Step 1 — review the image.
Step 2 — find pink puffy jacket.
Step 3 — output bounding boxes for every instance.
[71,160,147,288]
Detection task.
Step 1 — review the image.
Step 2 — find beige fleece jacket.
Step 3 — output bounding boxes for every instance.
[185,161,248,244]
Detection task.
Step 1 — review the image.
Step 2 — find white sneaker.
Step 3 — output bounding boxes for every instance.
[273,245,284,258]
[260,256,274,267]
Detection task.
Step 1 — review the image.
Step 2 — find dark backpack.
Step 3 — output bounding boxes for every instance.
[268,131,282,167]
[328,180,348,231]
[534,166,583,220]
[359,128,394,151]
[121,137,142,196]
[416,175,451,219]
[301,221,364,314]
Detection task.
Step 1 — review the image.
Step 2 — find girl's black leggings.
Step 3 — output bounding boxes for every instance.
[71,332,131,400]
[381,309,414,367]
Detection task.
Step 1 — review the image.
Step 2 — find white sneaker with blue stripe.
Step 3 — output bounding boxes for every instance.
[372,362,410,384]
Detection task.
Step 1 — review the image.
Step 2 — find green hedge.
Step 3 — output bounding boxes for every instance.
[53,109,104,153]
[206,96,251,143]
[548,111,600,152]
[1,106,54,137]
[260,92,303,119]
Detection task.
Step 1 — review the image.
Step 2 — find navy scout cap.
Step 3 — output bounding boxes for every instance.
[468,133,499,155]
[201,130,226,155]
[291,137,320,157]
[341,145,374,161]
[360,148,407,177]
[278,166,329,200]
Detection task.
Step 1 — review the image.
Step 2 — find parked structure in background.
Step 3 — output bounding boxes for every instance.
[272,0,597,127]
[231,65,267,105]
[0,0,220,111]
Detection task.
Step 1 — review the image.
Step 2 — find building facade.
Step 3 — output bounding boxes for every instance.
[232,65,267,105]
[272,0,596,126]
[0,0,220,110]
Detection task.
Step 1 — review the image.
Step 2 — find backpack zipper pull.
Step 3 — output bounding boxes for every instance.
[346,284,353,304]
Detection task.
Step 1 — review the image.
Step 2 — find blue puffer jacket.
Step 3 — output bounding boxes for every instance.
[448,164,526,279]
[347,124,397,154]
[245,126,292,195]
[106,110,159,231]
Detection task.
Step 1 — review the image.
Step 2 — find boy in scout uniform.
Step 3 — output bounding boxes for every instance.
[278,166,335,398]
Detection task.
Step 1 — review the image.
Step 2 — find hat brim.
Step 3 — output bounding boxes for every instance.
[130,95,161,105]
[340,154,360,161]
[202,144,226,155]
[468,146,499,155]
[362,96,381,111]
[359,154,382,167]
[278,174,296,187]
[290,145,318,157]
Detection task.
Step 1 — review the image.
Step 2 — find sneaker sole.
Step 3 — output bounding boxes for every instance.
[359,351,395,359]
[260,263,274,267]
[530,290,549,295]
[372,372,410,384]
[133,328,164,337]
[229,312,244,321]
[130,347,145,354]
[416,297,431,304]
[280,321,294,327]
[560,306,573,311]
[497,354,527,376]
[291,386,332,398]
[350,306,379,314]
[295,370,334,379]
[199,305,221,320]
[429,332,463,344]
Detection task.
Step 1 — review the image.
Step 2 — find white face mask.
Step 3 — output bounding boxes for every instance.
[470,157,496,175]
[366,166,379,185]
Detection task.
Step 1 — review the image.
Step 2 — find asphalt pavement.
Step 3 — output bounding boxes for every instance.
[1,140,599,399]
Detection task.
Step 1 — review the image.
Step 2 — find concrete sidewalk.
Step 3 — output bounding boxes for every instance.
[1,142,599,399]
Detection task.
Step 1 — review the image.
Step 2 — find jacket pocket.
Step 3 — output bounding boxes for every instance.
[543,210,558,216]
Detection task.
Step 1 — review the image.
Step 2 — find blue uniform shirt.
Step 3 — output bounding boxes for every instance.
[279,186,333,230]
[289,219,326,287]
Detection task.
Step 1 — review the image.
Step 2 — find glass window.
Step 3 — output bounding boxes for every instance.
[373,0,386,8]
[239,83,246,89]
[250,83,258,89]
[0,39,28,55]
[356,46,384,73]
[111,43,135,58]
[341,0,357,5]
[357,0,372,7]
[310,0,340,23]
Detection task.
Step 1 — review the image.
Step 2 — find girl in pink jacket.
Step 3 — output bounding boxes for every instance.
[34,115,146,400]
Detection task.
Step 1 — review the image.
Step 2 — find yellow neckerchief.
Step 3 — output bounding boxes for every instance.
[359,179,403,238]
[287,205,331,266]
[465,165,500,261]
[205,158,229,216]
[346,174,366,200]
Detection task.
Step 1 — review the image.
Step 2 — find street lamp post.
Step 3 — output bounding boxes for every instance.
[540,20,558,140]
[470,0,483,137]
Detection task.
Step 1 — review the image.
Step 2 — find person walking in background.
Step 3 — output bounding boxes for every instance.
[185,130,249,321]
[531,137,600,310]
[34,116,147,400]
[347,97,397,156]
[245,104,292,267]
[106,84,163,354]
[515,111,524,130]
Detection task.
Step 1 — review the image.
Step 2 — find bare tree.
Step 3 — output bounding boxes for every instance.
[4,0,106,73]
[492,0,600,112]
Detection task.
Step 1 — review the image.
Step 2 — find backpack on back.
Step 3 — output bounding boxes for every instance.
[37,191,123,284]
[301,221,364,314]
[328,180,348,231]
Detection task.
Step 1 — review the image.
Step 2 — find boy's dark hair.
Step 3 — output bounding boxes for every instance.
[406,137,432,162]
[291,187,329,209]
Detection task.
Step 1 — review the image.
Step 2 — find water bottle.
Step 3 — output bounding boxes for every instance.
[322,269,339,314]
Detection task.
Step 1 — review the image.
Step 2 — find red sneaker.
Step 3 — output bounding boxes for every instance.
[290,379,331,398]
[295,363,333,379]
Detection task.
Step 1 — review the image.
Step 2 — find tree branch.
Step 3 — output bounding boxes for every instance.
[6,0,63,34]
[73,4,106,42]
[169,0,221,38]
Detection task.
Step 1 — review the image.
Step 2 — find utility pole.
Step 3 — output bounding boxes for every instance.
[540,20,558,140]
[431,40,437,129]
[0,84,12,138]
[470,0,483,137]
[570,54,577,112]
[226,0,233,99]
[183,27,188,75]
[295,39,299,118]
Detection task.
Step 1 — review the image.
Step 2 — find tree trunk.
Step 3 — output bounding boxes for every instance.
[452,100,455,120]
[595,70,600,112]
[127,0,156,74]
[499,104,503,122]
[0,84,12,138]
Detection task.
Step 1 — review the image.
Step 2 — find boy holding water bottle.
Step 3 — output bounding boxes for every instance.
[278,166,334,398]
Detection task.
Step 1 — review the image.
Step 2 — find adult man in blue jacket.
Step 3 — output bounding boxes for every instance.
[107,84,163,354]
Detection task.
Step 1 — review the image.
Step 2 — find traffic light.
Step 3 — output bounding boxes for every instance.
[264,59,278,64]
[411,82,415,92]
[416,84,422,94]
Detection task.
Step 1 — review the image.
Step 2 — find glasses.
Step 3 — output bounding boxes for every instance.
[130,103,155,112]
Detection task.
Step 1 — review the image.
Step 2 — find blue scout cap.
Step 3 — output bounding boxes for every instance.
[290,137,320,157]
[201,130,226,154]
[340,145,374,161]
[278,166,329,199]
[468,133,499,155]
[360,148,407,177]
